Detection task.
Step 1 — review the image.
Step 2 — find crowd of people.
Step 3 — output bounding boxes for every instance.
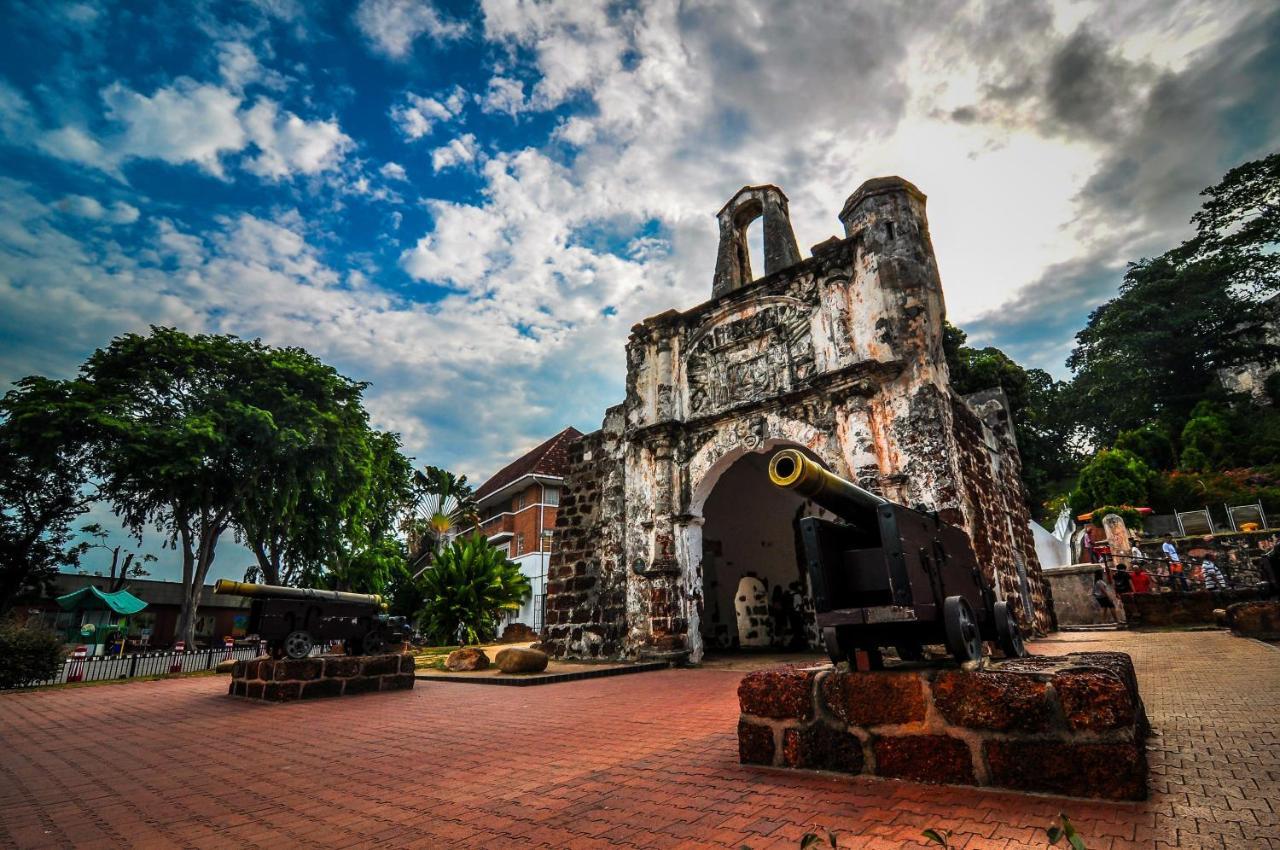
[1088,533,1235,621]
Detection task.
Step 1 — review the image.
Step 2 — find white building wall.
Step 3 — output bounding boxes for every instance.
[1032,521,1072,570]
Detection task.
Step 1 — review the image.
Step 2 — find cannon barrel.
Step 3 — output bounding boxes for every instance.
[767,448,888,518]
[213,579,385,608]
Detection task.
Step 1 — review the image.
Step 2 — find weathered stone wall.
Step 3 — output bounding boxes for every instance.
[228,654,415,701]
[1044,564,1119,626]
[737,653,1149,800]
[1133,531,1276,586]
[542,407,630,659]
[950,394,1050,633]
[1121,588,1267,628]
[542,176,1055,661]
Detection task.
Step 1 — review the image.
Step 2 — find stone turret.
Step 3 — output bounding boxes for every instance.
[711,185,802,298]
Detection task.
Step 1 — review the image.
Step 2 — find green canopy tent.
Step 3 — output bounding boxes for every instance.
[56,586,148,654]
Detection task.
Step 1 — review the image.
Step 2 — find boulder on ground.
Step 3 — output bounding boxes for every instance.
[1226,600,1280,639]
[445,647,490,671]
[498,623,540,643]
[495,647,548,674]
[216,659,236,674]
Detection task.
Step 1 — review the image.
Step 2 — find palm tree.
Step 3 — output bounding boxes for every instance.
[417,533,531,645]
[403,465,479,575]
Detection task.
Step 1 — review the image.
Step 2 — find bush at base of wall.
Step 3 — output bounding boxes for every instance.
[0,621,64,689]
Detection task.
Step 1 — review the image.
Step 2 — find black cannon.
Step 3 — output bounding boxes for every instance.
[768,449,1027,666]
[213,580,410,659]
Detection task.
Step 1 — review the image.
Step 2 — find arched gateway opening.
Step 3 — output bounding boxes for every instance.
[694,446,827,655]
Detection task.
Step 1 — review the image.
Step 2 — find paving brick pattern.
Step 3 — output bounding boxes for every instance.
[1,631,1277,849]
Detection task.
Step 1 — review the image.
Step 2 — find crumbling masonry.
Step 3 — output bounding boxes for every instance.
[545,177,1052,662]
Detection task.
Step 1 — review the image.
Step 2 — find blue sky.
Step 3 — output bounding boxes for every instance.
[2,0,1278,581]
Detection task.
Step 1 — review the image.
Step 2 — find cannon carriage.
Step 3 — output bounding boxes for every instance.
[767,449,1027,667]
[213,580,410,659]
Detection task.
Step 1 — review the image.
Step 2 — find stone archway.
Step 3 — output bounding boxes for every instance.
[682,443,828,661]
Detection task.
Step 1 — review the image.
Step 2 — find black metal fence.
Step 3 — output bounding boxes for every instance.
[18,645,268,688]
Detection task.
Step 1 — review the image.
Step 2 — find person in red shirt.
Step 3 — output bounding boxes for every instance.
[1129,564,1153,594]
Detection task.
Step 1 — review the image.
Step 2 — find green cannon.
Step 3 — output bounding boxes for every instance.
[214,580,409,658]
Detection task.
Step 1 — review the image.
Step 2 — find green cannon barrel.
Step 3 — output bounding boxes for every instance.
[767,448,888,518]
[213,579,385,608]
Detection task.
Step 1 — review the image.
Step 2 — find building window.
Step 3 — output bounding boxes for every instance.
[516,533,525,555]
[514,492,524,510]
[544,487,560,506]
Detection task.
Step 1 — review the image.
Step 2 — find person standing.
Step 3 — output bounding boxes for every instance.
[1201,555,1226,590]
[1162,534,1189,591]
[1113,563,1133,595]
[1130,563,1153,594]
[1092,570,1118,623]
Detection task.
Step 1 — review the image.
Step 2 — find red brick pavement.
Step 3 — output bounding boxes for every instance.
[1,630,1277,849]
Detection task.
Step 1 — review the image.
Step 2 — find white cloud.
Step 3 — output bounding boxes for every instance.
[57,195,140,224]
[480,76,526,116]
[217,41,287,92]
[390,88,465,140]
[241,99,353,180]
[431,133,478,172]
[102,79,247,177]
[380,161,408,181]
[354,0,467,59]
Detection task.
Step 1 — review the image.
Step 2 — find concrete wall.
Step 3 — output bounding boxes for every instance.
[1043,564,1115,626]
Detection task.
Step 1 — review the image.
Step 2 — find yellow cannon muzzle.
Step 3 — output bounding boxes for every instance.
[768,448,888,518]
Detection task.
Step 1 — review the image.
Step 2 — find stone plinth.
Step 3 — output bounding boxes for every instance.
[1121,588,1265,628]
[737,652,1149,801]
[229,653,415,701]
[1226,600,1280,639]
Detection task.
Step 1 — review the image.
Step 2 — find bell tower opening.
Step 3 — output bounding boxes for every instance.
[696,448,825,657]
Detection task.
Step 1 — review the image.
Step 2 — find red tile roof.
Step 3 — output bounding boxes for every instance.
[474,426,584,502]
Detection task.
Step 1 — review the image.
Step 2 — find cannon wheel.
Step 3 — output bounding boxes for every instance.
[994,601,1027,658]
[821,626,850,664]
[284,630,313,659]
[943,596,983,664]
[362,634,386,655]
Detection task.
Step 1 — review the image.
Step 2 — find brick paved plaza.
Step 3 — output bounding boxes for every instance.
[1,631,1277,850]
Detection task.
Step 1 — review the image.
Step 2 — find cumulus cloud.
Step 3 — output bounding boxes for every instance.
[380,161,408,181]
[480,76,526,116]
[354,0,467,59]
[390,88,466,140]
[56,195,140,224]
[241,99,353,180]
[431,133,478,172]
[102,79,247,177]
[19,77,354,183]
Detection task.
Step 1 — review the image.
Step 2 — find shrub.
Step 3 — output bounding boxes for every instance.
[1069,449,1154,515]
[1114,424,1175,471]
[0,620,65,689]
[1088,505,1145,530]
[416,533,531,646]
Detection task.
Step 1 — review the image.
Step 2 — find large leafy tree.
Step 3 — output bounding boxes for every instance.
[71,327,409,647]
[403,466,478,574]
[1066,153,1280,444]
[0,378,96,613]
[416,533,530,645]
[308,430,414,595]
[79,523,155,592]
[1069,448,1155,515]
[232,347,376,587]
[944,324,1079,515]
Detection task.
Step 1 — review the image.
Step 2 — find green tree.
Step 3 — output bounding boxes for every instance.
[1189,151,1279,295]
[1114,423,1176,471]
[79,523,156,592]
[416,533,530,645]
[0,378,96,613]
[403,466,479,574]
[1069,448,1154,515]
[1066,153,1280,444]
[944,323,1079,515]
[1178,402,1233,471]
[311,430,414,595]
[232,347,378,587]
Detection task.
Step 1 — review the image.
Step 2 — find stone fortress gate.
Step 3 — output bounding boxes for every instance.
[544,177,1052,663]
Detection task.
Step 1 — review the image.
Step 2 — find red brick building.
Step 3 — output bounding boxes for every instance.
[472,427,581,631]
